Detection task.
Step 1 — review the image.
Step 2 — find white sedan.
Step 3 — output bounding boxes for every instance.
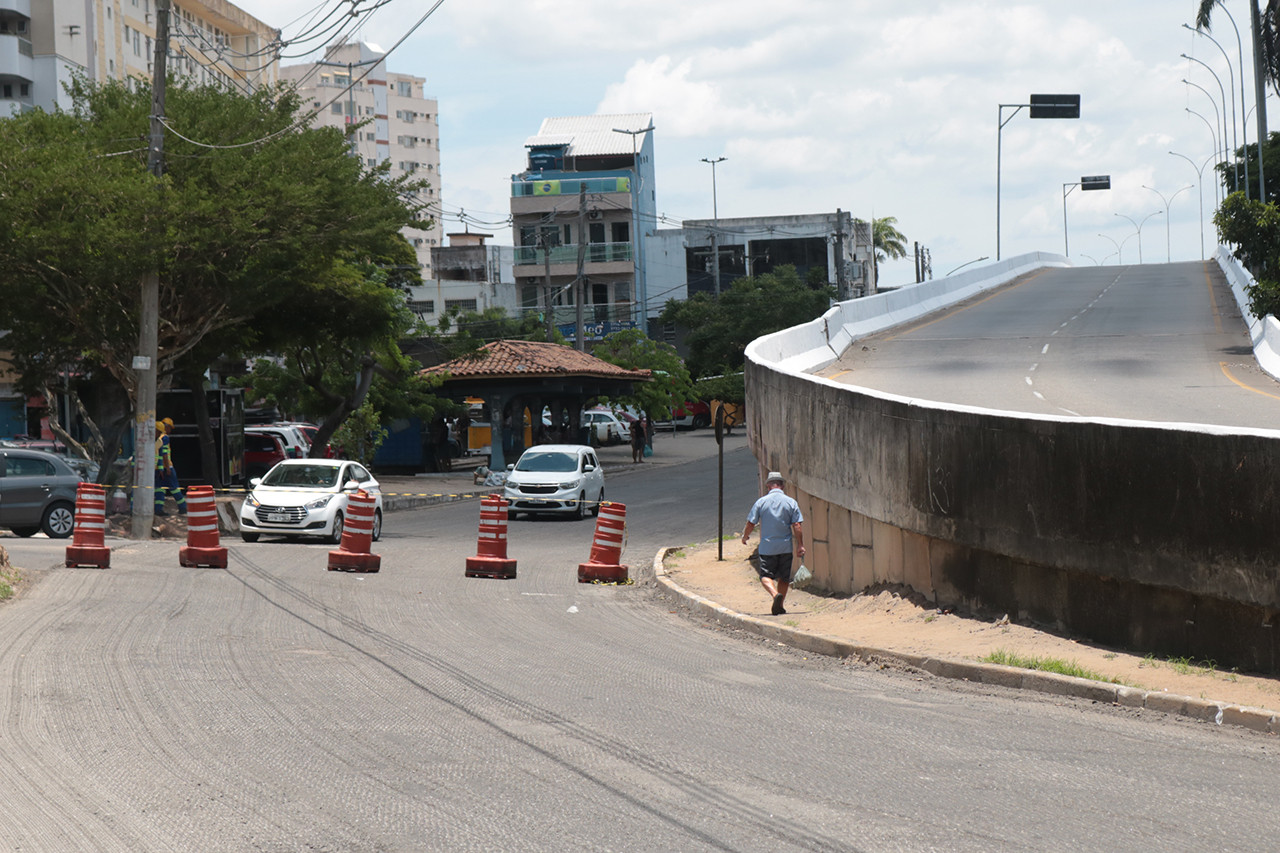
[239,459,382,544]
[503,444,605,520]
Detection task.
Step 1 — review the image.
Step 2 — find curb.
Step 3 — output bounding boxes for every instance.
[652,548,1279,736]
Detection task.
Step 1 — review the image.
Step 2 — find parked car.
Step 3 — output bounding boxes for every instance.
[284,423,333,458]
[0,447,81,538]
[246,424,310,459]
[581,409,630,445]
[503,444,605,520]
[238,458,382,544]
[243,432,287,480]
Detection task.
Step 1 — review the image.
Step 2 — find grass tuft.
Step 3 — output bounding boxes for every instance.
[981,648,1123,684]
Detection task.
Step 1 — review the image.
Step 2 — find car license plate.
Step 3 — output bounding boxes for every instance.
[267,512,287,522]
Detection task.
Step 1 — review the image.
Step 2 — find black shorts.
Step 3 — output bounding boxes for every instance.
[757,552,794,582]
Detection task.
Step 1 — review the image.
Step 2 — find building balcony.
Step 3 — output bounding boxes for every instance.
[0,1,31,18]
[514,242,633,269]
[512,175,631,198]
[0,34,32,81]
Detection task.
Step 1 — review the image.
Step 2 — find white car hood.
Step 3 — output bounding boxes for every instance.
[508,471,582,487]
[250,486,340,506]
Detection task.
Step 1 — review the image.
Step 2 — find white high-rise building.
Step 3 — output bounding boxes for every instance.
[280,42,443,280]
[0,0,279,116]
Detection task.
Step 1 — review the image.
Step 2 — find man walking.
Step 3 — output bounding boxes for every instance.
[741,471,805,615]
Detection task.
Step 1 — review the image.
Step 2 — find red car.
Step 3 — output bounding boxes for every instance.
[670,401,711,430]
[243,432,286,480]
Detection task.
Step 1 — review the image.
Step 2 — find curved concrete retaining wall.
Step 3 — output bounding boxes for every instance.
[745,252,1280,674]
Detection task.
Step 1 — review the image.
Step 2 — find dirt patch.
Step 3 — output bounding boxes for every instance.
[663,538,1280,715]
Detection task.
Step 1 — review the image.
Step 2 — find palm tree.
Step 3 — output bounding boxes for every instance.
[872,216,908,263]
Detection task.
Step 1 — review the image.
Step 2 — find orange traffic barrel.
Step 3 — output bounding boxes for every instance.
[578,501,628,583]
[465,494,517,579]
[327,490,381,572]
[65,483,110,569]
[179,485,227,568]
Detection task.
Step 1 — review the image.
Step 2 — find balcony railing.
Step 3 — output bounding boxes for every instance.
[515,242,633,266]
[512,176,631,198]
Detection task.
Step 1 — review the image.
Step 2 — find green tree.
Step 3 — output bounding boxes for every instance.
[590,329,695,418]
[1214,190,1280,316]
[330,401,388,467]
[0,77,428,472]
[659,265,835,378]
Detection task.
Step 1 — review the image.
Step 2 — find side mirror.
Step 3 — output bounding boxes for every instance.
[342,479,360,491]
[506,463,515,471]
[583,464,596,473]
[249,477,262,488]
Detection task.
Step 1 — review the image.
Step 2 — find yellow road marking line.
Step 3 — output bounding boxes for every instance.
[1219,361,1280,402]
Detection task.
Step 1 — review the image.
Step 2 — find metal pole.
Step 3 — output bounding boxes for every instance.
[1186,107,1222,208]
[1213,5,1251,198]
[1098,233,1122,265]
[1183,30,1240,191]
[1251,0,1267,201]
[1170,151,1211,260]
[1062,182,1079,256]
[1183,58,1232,188]
[1142,185,1192,262]
[701,156,725,296]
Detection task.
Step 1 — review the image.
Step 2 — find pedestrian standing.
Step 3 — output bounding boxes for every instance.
[630,416,646,463]
[154,418,187,517]
[644,413,654,450]
[741,471,804,615]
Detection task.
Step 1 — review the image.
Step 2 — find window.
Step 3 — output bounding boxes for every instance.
[331,103,342,115]
[19,83,28,97]
[367,158,376,167]
[445,299,478,313]
[2,85,10,99]
[397,80,412,97]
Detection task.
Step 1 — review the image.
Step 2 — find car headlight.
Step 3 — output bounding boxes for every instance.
[245,494,261,508]
[559,478,582,490]
[305,495,335,510]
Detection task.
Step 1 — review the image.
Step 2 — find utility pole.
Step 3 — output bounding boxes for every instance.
[539,229,555,342]
[574,185,587,351]
[833,208,848,300]
[1252,0,1268,201]
[133,0,170,539]
[701,156,725,295]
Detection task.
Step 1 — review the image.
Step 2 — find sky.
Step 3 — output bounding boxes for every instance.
[231,0,1262,286]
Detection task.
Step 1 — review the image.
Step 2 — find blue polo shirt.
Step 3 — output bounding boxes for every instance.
[747,487,803,556]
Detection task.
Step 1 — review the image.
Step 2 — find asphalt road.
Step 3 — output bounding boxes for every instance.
[820,261,1280,429]
[2,435,1278,851]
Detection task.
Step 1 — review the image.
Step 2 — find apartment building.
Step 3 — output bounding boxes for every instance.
[510,113,656,341]
[401,232,517,326]
[0,0,278,116]
[280,41,443,280]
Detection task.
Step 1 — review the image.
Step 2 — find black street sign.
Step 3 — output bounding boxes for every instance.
[1029,93,1081,119]
[1081,175,1111,190]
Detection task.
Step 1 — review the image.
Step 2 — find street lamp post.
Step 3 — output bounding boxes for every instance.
[1182,55,1234,185]
[1183,28,1241,192]
[1098,233,1123,265]
[944,256,990,276]
[612,122,656,331]
[1185,107,1223,209]
[1141,184,1192,262]
[1201,6,1251,197]
[701,156,726,296]
[1184,79,1226,180]
[1170,151,1215,259]
[1115,212,1160,264]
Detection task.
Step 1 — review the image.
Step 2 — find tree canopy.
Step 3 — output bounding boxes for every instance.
[0,76,430,467]
[589,328,695,417]
[658,265,835,378]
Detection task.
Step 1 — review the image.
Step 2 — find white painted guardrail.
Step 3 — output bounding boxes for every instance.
[1215,246,1280,382]
[747,252,1072,375]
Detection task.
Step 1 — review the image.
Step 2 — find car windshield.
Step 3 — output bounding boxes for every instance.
[261,464,340,489]
[515,451,578,473]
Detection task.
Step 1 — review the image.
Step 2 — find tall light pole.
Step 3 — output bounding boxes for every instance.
[1200,6,1250,197]
[1142,184,1192,262]
[1184,79,1226,169]
[1185,107,1222,208]
[996,94,1080,260]
[1183,28,1241,192]
[701,156,726,296]
[1170,150,1214,259]
[1182,55,1233,185]
[1115,212,1160,264]
[1062,174,1110,256]
[1098,233,1123,265]
[612,122,655,331]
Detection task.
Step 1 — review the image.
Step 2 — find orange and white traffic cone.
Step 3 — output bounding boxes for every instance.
[65,483,111,569]
[578,501,627,583]
[465,494,517,579]
[327,490,381,572]
[179,485,227,568]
